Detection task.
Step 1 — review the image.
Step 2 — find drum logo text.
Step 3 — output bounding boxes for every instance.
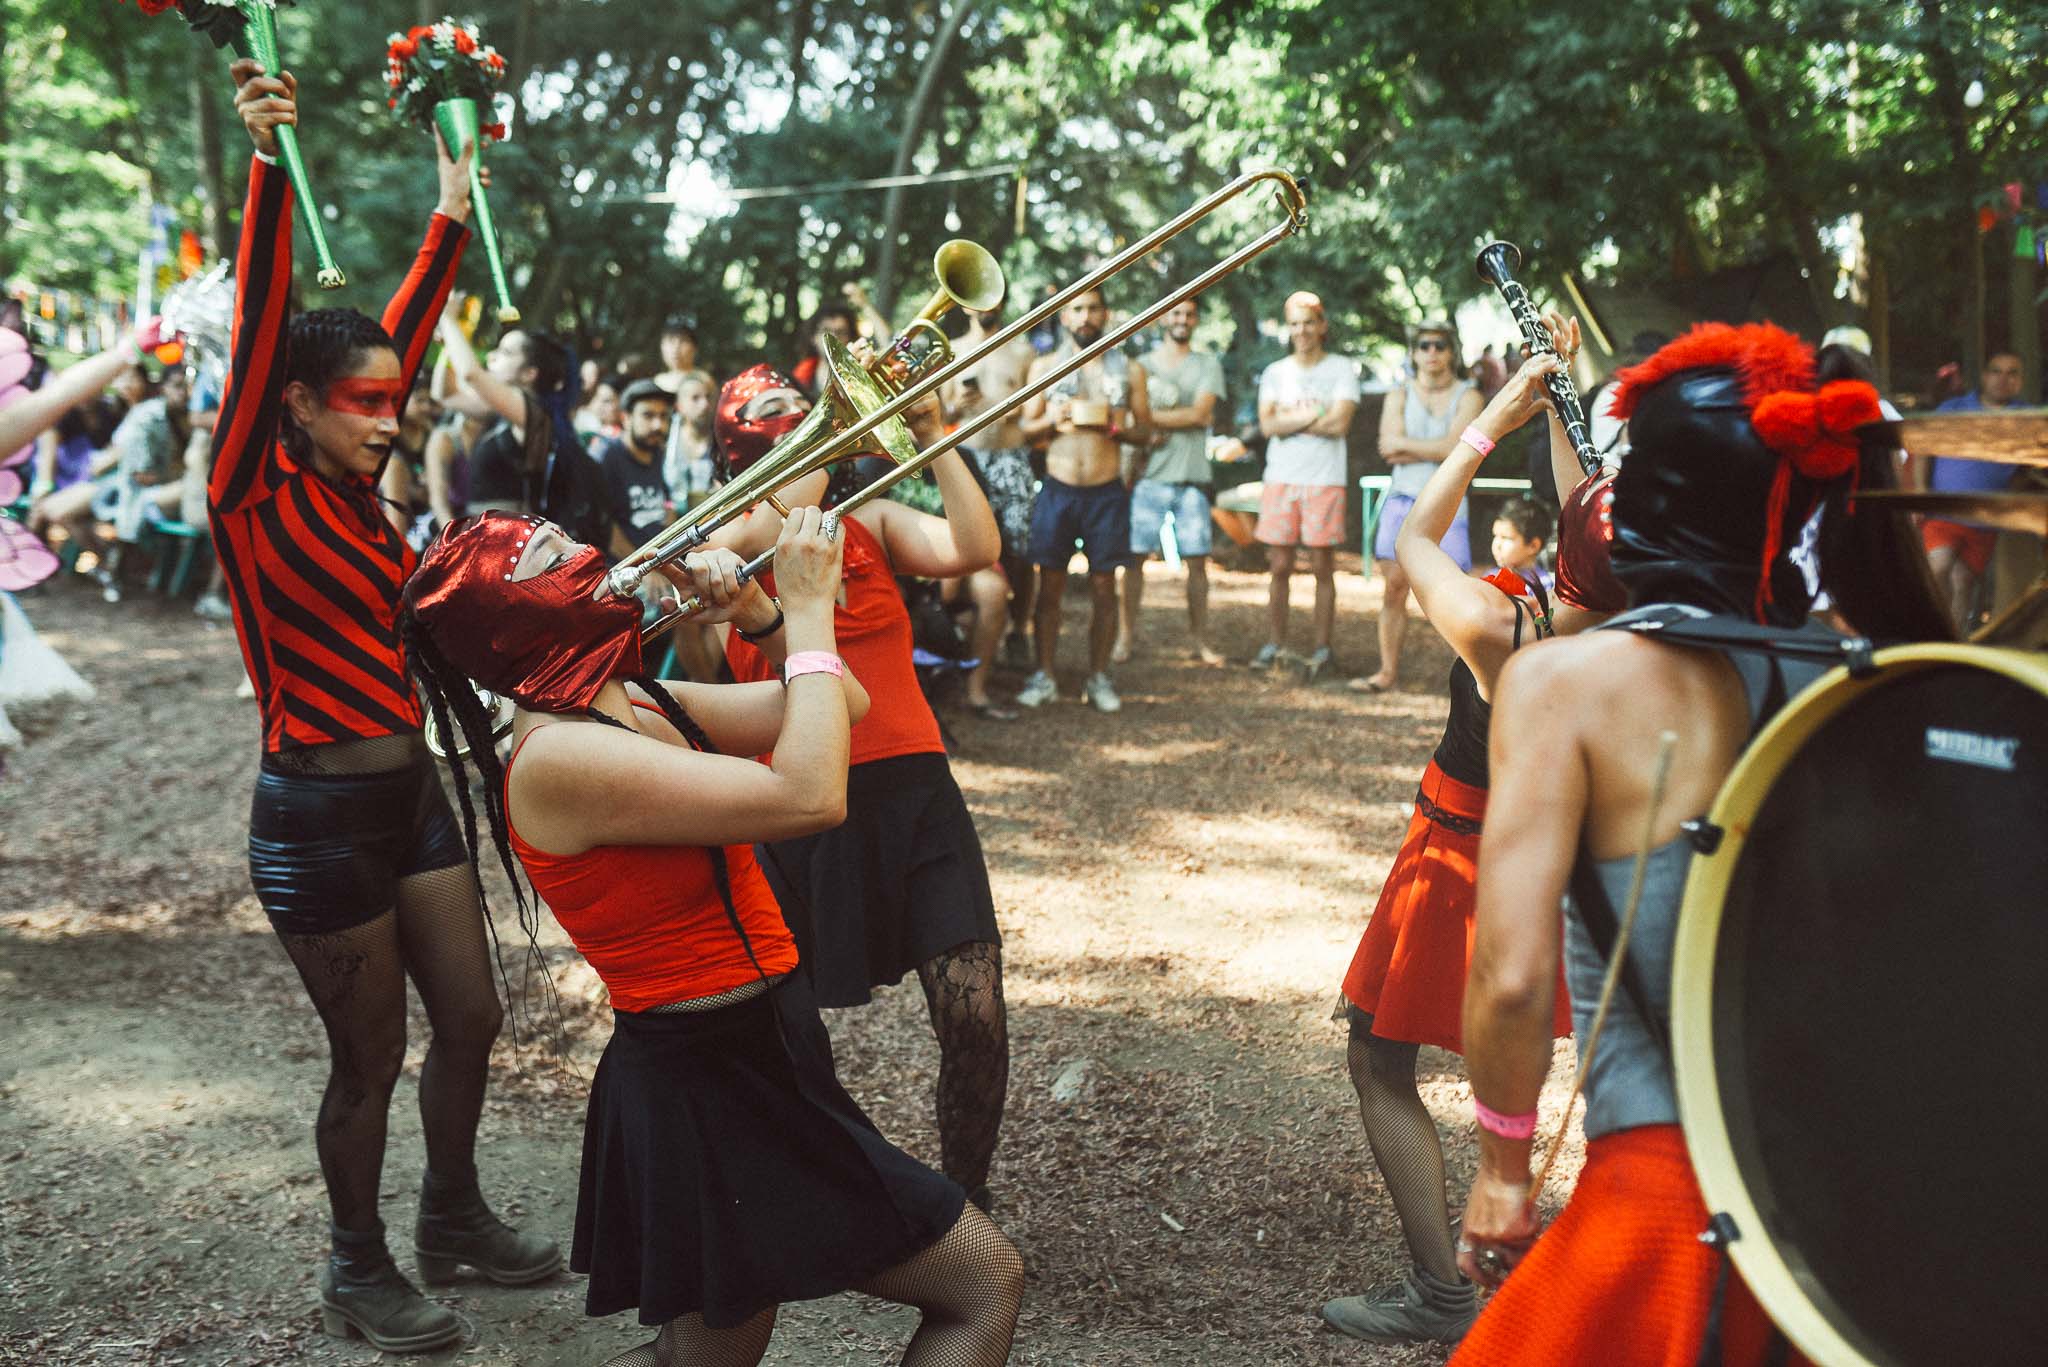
[1923,727,2020,772]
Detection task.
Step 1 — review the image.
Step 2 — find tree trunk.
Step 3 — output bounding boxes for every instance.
[1686,2,1837,326]
[2010,242,2041,395]
[507,0,536,101]
[875,0,982,319]
[193,41,230,260]
[1916,0,1983,374]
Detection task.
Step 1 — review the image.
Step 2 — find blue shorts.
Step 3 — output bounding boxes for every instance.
[1028,475,1130,573]
[1128,479,1213,558]
[1372,493,1471,570]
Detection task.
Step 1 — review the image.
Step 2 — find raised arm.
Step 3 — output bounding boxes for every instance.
[858,390,1001,577]
[380,136,474,399]
[1539,312,1600,502]
[435,311,525,427]
[1396,354,1560,688]
[0,325,160,461]
[517,508,861,849]
[210,62,300,517]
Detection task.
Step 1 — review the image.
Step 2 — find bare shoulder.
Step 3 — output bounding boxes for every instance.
[1494,632,1669,724]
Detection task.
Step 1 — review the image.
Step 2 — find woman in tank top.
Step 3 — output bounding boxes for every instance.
[400,507,1023,1366]
[1323,342,1621,1348]
[1355,322,1486,693]
[708,362,1014,1214]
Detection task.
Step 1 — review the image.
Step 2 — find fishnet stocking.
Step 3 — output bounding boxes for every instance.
[600,1308,776,1367]
[1346,1020,1460,1282]
[275,865,508,1229]
[278,912,409,1232]
[853,1205,1024,1367]
[394,862,504,1184]
[916,942,1008,1195]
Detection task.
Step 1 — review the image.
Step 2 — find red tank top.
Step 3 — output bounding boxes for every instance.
[725,513,944,765]
[503,729,798,1011]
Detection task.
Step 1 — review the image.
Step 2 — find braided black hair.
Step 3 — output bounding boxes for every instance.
[400,616,771,1029]
[282,308,397,465]
[399,612,563,1051]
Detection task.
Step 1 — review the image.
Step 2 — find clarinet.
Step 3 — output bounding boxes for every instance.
[1475,241,1604,477]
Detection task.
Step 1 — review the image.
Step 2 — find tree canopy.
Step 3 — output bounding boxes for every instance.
[3,0,2042,390]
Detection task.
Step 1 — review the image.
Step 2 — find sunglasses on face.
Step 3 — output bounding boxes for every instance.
[1414,339,1451,353]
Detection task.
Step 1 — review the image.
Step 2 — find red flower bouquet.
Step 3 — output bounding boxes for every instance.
[387,18,518,322]
[117,0,345,289]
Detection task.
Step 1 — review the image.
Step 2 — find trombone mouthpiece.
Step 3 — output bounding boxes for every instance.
[605,563,647,599]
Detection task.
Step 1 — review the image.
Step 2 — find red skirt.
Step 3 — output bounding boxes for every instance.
[1449,1126,1809,1367]
[1341,760,1570,1054]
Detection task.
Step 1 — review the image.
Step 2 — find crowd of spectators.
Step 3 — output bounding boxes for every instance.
[7,281,2040,712]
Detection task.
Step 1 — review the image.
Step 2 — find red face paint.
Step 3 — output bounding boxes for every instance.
[324,378,406,420]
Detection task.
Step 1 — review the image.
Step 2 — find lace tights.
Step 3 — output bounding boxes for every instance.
[916,942,1008,1196]
[277,863,504,1230]
[1346,1013,1459,1282]
[602,1206,1024,1367]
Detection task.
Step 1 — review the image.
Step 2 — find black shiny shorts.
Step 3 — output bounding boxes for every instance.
[248,745,470,937]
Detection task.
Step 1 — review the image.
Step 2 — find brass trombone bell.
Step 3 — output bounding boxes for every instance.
[424,685,517,762]
[872,240,1007,390]
[604,334,916,599]
[638,169,1310,638]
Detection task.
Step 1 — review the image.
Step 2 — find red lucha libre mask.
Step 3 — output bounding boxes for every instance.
[403,512,644,713]
[1555,468,1626,612]
[714,364,807,479]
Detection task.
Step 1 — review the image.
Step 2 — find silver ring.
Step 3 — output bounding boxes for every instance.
[820,511,840,542]
[1479,1248,1504,1270]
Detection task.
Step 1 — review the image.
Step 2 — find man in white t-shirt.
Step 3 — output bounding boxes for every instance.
[1253,291,1360,675]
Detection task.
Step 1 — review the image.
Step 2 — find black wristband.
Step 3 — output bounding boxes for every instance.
[735,600,785,643]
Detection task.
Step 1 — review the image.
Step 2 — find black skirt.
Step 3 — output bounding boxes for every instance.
[755,751,1001,1008]
[572,972,965,1328]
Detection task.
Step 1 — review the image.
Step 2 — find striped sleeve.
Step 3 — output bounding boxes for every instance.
[382,213,469,397]
[210,154,294,517]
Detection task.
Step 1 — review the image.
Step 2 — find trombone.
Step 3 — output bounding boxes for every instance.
[605,238,1005,601]
[638,167,1309,635]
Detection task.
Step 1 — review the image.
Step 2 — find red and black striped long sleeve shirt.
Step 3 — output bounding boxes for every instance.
[210,153,468,752]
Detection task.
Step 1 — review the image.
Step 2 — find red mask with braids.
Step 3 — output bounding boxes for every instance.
[402,512,644,713]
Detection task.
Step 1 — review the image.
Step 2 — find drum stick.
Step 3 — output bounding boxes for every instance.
[1528,729,1679,1202]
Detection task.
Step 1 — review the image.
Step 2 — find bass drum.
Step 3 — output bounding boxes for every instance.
[1672,644,2048,1367]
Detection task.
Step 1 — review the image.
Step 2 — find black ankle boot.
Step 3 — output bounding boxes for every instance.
[320,1220,463,1353]
[413,1170,562,1286]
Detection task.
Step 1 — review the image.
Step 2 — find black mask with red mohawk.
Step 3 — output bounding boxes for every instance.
[1607,323,1885,625]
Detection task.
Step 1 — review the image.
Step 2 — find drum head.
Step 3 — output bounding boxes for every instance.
[1675,647,2048,1367]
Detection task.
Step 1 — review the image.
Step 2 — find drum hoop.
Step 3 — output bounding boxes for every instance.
[1672,644,2048,1367]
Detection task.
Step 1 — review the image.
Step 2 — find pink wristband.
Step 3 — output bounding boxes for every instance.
[1473,1098,1537,1140]
[1460,425,1497,457]
[782,651,844,683]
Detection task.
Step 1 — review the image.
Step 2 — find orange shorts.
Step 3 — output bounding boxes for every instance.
[1921,518,1994,575]
[1255,482,1347,548]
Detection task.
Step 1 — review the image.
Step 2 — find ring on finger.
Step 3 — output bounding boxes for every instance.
[820,511,840,542]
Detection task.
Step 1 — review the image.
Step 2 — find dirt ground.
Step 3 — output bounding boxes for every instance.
[0,556,1584,1366]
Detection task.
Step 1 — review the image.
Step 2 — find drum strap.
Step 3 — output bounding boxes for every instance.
[1696,1212,1794,1366]
[1570,605,1859,1060]
[1568,855,1671,1057]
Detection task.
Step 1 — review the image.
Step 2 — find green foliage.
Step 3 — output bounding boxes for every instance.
[1,0,2041,386]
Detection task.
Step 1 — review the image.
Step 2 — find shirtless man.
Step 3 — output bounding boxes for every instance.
[945,303,1042,690]
[1015,287,1149,714]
